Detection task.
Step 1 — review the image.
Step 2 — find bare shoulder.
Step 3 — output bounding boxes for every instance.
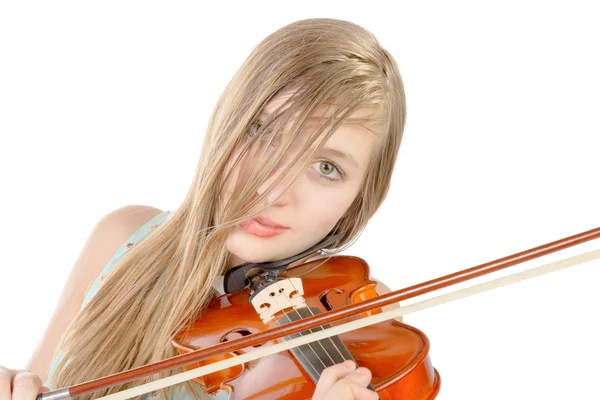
[96,204,165,236]
[87,205,164,290]
[26,205,164,381]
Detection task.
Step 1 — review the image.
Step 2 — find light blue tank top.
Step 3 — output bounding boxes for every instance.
[45,210,228,399]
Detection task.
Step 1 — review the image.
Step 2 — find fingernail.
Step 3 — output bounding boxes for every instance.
[344,360,356,368]
[356,367,369,375]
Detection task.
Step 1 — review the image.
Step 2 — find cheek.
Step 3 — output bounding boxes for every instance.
[218,178,234,222]
[219,150,246,215]
[301,189,357,233]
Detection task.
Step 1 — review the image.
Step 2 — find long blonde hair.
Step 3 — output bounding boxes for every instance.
[51,17,407,400]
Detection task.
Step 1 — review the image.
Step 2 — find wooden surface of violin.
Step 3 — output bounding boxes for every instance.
[172,256,441,399]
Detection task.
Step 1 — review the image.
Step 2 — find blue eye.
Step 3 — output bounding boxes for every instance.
[314,160,344,183]
[249,121,344,183]
[250,121,262,137]
[249,121,278,148]
[249,121,262,138]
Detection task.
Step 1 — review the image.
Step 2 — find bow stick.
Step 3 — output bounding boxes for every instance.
[38,226,600,400]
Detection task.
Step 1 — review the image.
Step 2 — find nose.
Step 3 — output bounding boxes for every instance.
[256,155,295,207]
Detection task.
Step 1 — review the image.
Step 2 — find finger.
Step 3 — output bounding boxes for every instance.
[12,371,43,400]
[312,360,356,399]
[343,367,373,388]
[0,367,13,400]
[327,379,379,400]
[345,380,379,400]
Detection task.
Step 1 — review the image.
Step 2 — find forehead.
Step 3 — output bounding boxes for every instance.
[259,93,381,170]
[263,91,378,122]
[261,91,382,141]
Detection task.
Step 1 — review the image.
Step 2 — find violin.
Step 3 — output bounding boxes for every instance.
[37,226,600,400]
[172,254,440,399]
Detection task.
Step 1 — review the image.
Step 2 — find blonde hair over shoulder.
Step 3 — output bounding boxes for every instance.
[51,18,407,400]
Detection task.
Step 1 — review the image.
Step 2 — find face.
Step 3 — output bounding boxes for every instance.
[222,95,380,268]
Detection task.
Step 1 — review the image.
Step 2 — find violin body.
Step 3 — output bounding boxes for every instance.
[172,256,441,399]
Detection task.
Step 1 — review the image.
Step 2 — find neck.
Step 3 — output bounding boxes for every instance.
[228,252,246,270]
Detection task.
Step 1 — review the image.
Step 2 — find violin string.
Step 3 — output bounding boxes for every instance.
[296,256,353,363]
[272,279,335,372]
[281,277,350,364]
[272,256,350,370]
[88,246,600,400]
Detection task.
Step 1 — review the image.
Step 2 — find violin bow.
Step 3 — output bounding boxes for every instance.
[38,226,600,400]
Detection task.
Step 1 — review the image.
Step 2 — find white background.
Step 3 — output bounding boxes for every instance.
[1,1,599,399]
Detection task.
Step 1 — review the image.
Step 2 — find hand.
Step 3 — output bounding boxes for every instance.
[0,366,49,400]
[312,360,378,400]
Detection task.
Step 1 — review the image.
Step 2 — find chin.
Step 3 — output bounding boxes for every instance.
[226,227,277,264]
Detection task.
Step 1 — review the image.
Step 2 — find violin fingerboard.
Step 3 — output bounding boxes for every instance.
[275,307,359,384]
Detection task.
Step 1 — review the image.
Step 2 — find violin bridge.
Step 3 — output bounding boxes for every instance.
[250,278,306,323]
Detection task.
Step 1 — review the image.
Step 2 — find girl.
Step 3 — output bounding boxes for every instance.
[1,17,405,400]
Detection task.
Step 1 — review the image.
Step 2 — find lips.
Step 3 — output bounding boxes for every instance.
[239,217,288,238]
[254,215,288,229]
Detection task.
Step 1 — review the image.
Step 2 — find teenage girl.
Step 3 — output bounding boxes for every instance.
[1,17,406,400]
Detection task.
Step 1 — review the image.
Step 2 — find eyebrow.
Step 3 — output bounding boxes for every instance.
[320,147,360,169]
[258,111,360,169]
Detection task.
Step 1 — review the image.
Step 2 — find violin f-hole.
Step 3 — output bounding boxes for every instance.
[319,288,344,311]
[221,328,263,348]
